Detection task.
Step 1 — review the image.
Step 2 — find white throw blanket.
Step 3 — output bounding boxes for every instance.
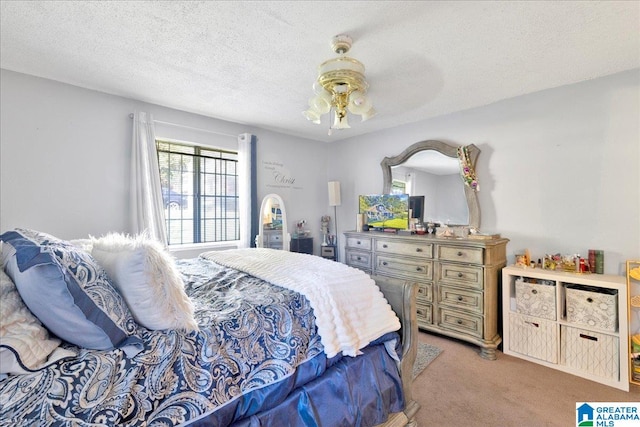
[201,248,401,358]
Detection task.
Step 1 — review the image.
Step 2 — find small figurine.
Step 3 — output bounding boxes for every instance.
[321,215,331,246]
[296,219,307,236]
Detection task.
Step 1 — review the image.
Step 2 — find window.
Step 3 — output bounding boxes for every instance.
[391,179,407,194]
[156,140,239,245]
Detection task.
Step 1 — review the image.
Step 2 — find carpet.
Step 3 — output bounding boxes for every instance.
[413,342,443,379]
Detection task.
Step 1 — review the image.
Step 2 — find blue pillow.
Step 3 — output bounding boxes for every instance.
[1,229,143,356]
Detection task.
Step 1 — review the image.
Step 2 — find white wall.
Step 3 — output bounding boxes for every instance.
[2,68,638,273]
[0,69,328,253]
[329,69,640,275]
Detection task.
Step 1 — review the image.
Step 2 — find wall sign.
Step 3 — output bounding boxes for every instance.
[262,160,303,190]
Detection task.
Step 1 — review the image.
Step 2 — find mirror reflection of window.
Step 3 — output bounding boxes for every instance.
[390,151,468,225]
[391,179,407,195]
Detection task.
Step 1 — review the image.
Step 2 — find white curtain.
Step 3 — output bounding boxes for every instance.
[237,133,254,248]
[130,111,168,245]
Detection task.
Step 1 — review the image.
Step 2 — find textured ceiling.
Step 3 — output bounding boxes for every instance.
[1,1,639,143]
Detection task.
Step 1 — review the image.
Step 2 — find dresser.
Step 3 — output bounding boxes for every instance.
[291,237,313,254]
[261,230,284,249]
[344,231,508,359]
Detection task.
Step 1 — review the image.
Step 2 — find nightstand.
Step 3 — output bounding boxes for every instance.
[291,237,313,255]
[321,245,337,261]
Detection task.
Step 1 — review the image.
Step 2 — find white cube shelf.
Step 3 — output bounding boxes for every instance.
[502,266,629,391]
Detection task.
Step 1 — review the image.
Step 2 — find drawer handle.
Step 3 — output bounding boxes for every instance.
[416,248,422,252]
[531,289,538,295]
[417,309,425,316]
[457,296,464,302]
[416,267,422,272]
[356,256,362,261]
[457,319,463,325]
[382,244,388,248]
[382,261,388,266]
[587,297,593,303]
[357,241,361,245]
[457,272,464,278]
[457,251,464,256]
[418,288,425,294]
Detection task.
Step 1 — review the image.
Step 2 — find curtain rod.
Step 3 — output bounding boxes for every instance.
[129,113,237,138]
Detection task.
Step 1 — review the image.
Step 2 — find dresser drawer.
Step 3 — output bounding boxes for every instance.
[438,262,484,289]
[438,307,483,338]
[376,255,433,280]
[438,285,483,314]
[438,245,483,264]
[416,282,433,303]
[346,236,372,251]
[376,239,433,258]
[417,303,433,325]
[345,249,372,270]
[268,233,284,244]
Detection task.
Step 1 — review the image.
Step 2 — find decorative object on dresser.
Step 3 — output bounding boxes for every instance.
[502,265,630,391]
[344,230,508,360]
[255,193,290,250]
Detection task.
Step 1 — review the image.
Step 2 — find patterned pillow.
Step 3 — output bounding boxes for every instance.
[91,232,198,332]
[0,229,143,356]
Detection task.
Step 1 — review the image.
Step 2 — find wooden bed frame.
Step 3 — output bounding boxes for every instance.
[373,275,420,427]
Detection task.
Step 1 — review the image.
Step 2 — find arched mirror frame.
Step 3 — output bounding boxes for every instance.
[381,140,481,229]
[256,193,291,251]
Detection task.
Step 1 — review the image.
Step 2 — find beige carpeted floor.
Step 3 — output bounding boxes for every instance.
[412,331,640,427]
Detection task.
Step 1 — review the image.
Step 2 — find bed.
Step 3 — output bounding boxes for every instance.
[0,229,419,426]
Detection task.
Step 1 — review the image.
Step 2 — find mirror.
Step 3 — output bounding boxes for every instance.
[381,140,480,229]
[256,193,290,251]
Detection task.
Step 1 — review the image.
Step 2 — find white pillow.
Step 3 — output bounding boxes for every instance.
[91,233,198,332]
[69,238,94,253]
[0,269,67,374]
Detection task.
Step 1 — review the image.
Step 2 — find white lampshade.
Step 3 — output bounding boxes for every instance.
[302,109,321,124]
[347,90,372,115]
[310,96,331,114]
[361,107,377,122]
[332,112,350,129]
[328,181,341,206]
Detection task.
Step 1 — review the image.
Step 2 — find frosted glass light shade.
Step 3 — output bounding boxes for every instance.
[332,113,350,129]
[310,96,331,114]
[303,109,321,124]
[347,90,372,115]
[361,107,377,122]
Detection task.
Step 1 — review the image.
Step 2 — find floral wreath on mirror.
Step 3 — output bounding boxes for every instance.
[457,145,479,191]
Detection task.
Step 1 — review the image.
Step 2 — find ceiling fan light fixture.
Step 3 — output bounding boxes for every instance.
[303,34,374,133]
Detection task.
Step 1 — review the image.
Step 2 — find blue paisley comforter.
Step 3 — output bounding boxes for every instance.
[0,258,327,426]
